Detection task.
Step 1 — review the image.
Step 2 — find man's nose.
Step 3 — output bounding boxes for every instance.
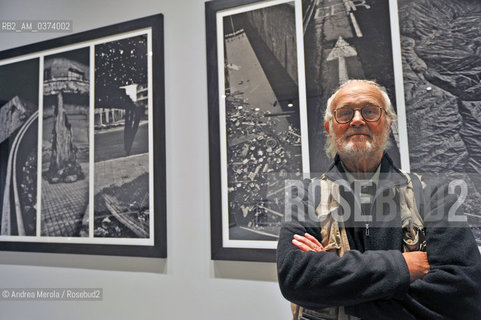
[350,109,365,126]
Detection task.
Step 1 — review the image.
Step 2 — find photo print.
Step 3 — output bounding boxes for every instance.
[206,0,309,262]
[302,0,401,173]
[207,0,406,261]
[0,58,39,236]
[397,0,481,246]
[0,14,165,257]
[221,1,307,244]
[94,35,150,239]
[41,47,90,237]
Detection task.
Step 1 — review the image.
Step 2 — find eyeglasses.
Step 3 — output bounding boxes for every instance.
[333,105,384,124]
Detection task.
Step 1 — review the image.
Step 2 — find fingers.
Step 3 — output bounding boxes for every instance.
[292,233,324,252]
[402,251,431,282]
[304,233,322,247]
[292,239,313,252]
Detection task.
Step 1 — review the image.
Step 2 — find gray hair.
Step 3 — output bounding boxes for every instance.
[323,79,397,158]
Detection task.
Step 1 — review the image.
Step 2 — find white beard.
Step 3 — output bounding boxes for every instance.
[334,130,389,161]
[342,139,374,154]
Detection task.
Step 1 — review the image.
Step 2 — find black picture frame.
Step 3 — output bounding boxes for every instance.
[206,0,405,261]
[206,0,310,262]
[0,14,166,257]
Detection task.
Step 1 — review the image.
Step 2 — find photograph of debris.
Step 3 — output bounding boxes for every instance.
[302,0,401,174]
[221,1,304,241]
[41,47,90,237]
[0,58,39,236]
[398,0,481,246]
[93,35,150,238]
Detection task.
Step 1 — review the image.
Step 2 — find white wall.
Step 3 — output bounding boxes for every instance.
[0,0,290,319]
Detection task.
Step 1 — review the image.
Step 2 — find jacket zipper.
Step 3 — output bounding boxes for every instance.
[325,175,408,242]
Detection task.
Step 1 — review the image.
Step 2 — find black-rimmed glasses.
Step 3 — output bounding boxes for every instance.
[333,105,384,124]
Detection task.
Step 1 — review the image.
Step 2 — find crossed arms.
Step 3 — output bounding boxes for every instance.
[277,185,481,319]
[292,233,430,283]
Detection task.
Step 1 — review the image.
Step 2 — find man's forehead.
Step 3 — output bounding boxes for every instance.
[331,83,384,108]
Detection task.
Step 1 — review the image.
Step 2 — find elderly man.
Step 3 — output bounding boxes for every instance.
[277,80,481,319]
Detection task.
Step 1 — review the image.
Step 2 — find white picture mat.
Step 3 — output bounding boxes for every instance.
[389,0,410,172]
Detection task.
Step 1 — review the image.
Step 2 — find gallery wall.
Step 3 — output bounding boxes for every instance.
[1,0,480,319]
[0,0,289,319]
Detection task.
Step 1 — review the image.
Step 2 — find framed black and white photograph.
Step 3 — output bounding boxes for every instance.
[207,0,310,262]
[397,0,481,247]
[206,0,409,261]
[0,14,166,257]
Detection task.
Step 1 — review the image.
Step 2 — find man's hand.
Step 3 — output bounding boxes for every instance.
[292,233,325,252]
[402,251,430,282]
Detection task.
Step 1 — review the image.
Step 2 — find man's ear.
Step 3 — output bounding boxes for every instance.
[324,121,330,135]
[387,115,394,130]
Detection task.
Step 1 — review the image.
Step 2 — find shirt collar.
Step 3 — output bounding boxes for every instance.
[325,153,408,190]
[340,161,382,186]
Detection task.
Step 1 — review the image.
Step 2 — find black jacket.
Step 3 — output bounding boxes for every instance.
[277,154,481,319]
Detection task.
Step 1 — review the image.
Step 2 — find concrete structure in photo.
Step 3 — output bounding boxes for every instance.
[0,96,37,144]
